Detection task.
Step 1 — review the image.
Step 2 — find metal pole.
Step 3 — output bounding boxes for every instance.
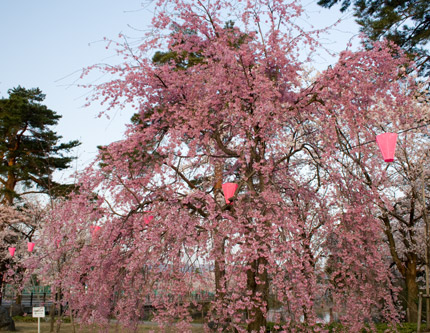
[38,317,40,333]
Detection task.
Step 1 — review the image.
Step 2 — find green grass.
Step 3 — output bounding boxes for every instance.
[13,315,71,323]
[9,322,204,333]
[12,317,429,332]
[265,321,429,332]
[325,322,428,333]
[374,322,427,333]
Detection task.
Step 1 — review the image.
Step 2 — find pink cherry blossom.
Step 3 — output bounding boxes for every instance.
[27,0,430,331]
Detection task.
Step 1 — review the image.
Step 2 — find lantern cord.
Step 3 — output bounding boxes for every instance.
[348,122,430,150]
[272,121,430,172]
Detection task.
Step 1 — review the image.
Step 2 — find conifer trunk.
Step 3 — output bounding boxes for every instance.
[4,165,17,205]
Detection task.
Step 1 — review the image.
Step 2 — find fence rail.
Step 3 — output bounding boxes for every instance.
[1,287,214,312]
[2,292,52,309]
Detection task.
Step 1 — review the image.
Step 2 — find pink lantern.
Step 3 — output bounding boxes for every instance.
[222,183,238,204]
[90,226,101,238]
[8,247,15,257]
[144,215,154,225]
[376,133,398,162]
[27,242,35,252]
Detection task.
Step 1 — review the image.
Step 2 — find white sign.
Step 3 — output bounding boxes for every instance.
[32,307,45,318]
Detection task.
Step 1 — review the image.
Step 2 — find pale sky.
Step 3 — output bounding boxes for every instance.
[0,0,358,182]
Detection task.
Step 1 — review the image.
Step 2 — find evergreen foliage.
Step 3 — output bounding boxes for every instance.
[0,86,80,203]
[317,0,430,76]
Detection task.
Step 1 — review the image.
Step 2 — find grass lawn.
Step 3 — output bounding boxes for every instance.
[8,321,429,332]
[10,322,205,332]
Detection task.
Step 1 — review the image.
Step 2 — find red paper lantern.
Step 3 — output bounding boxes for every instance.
[27,242,35,252]
[144,215,154,225]
[376,133,398,162]
[8,247,15,257]
[90,225,101,238]
[222,183,238,204]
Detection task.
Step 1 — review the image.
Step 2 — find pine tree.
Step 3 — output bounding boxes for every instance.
[0,86,80,204]
[318,0,430,76]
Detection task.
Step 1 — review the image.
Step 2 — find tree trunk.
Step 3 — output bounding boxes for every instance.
[70,310,76,333]
[0,276,4,305]
[50,293,57,333]
[4,168,17,205]
[247,257,268,332]
[405,260,419,322]
[55,315,62,333]
[212,161,228,326]
[214,250,225,300]
[214,161,226,301]
[382,214,419,323]
[213,234,227,329]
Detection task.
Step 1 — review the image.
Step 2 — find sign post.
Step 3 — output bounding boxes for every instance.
[32,306,45,333]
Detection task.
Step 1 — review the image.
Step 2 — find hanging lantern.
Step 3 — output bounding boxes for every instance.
[222,183,238,204]
[27,242,35,252]
[144,215,154,225]
[90,226,101,238]
[376,133,398,162]
[8,247,15,257]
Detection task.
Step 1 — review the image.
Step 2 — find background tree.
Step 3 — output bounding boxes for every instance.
[0,86,80,205]
[0,204,27,303]
[317,0,430,76]
[318,0,430,321]
[330,124,430,322]
[0,201,45,315]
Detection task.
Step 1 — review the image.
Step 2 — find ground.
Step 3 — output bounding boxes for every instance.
[9,322,204,332]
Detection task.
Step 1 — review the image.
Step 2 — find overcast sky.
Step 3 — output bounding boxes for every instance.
[0,0,358,182]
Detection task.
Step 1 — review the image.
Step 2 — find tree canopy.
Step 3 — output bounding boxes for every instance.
[27,0,430,331]
[0,86,80,204]
[317,0,430,76]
